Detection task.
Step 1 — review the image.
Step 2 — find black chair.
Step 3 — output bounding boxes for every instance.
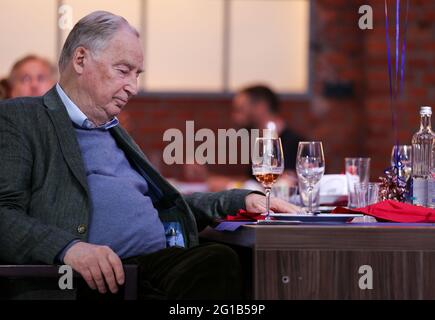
[0,264,138,300]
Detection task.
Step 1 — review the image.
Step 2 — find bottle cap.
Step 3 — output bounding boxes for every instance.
[420,106,432,116]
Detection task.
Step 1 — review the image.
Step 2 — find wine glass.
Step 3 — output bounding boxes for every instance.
[252,137,284,220]
[296,142,325,214]
[391,145,412,182]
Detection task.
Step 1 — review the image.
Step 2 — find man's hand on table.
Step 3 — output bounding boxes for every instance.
[63,242,125,294]
[245,193,302,214]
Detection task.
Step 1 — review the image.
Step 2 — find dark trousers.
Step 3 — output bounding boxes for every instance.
[77,243,242,300]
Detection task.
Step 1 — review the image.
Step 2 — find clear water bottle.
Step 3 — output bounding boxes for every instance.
[429,134,435,208]
[411,106,434,206]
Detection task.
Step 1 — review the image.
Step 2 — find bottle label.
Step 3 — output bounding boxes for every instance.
[412,177,428,206]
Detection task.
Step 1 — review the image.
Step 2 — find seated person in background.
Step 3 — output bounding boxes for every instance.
[0,11,300,300]
[207,84,304,192]
[8,54,57,98]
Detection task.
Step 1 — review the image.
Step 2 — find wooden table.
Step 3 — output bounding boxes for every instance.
[199,223,435,299]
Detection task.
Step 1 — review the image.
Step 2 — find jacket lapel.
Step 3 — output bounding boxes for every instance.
[43,87,89,194]
[110,125,198,248]
[110,126,178,198]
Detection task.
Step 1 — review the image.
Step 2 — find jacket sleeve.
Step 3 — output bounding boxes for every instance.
[0,106,77,264]
[183,188,263,230]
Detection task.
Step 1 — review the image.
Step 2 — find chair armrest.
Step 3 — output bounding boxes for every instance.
[0,264,138,300]
[123,264,138,300]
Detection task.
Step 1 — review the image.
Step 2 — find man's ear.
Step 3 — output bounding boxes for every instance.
[72,47,88,74]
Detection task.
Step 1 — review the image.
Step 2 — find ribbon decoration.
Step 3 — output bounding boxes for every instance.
[380,0,410,202]
[384,0,410,176]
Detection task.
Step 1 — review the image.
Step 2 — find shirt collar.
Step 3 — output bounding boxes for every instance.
[55,83,119,130]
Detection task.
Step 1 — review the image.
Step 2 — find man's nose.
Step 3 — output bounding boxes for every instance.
[125,76,138,97]
[30,77,41,94]
[30,77,39,88]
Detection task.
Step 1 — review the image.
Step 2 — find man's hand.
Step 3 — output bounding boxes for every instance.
[245,193,302,214]
[63,242,125,294]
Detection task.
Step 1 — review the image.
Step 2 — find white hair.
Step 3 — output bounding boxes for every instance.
[58,11,139,71]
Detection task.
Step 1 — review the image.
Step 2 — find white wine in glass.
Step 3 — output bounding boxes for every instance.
[253,172,281,188]
[252,137,284,220]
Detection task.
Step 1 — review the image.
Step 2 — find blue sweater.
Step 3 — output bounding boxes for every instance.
[74,126,167,258]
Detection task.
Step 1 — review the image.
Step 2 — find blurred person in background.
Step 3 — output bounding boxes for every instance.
[207,84,303,191]
[8,54,57,98]
[233,85,303,172]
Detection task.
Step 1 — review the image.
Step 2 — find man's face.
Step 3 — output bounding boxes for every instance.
[80,27,144,123]
[10,60,55,98]
[231,93,253,128]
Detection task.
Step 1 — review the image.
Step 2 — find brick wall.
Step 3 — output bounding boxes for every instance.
[120,0,434,181]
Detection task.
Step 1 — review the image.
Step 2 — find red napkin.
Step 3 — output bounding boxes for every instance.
[226,209,266,221]
[333,199,435,223]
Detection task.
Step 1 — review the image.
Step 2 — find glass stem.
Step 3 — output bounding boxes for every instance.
[265,187,271,220]
[307,185,314,214]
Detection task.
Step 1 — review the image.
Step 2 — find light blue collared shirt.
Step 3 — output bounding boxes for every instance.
[55,83,119,130]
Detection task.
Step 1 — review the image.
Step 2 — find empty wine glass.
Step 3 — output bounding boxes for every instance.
[252,137,284,220]
[296,142,325,214]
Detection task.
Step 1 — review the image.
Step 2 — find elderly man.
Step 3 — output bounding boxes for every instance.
[8,54,57,98]
[0,11,298,300]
